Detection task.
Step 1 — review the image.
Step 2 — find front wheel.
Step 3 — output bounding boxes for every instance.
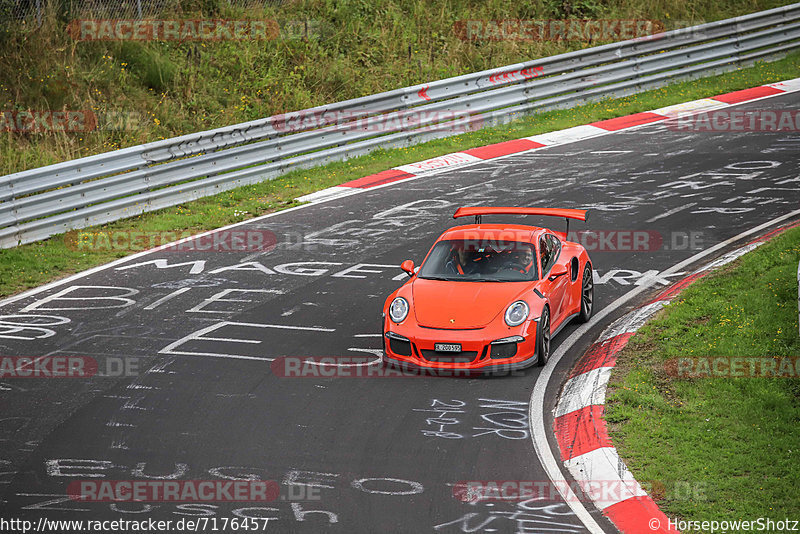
[536,307,551,367]
[577,263,593,323]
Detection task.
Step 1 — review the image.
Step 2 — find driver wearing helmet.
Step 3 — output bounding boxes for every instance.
[445,246,471,275]
[512,246,535,274]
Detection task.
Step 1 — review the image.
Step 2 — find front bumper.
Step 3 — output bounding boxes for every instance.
[382,319,540,373]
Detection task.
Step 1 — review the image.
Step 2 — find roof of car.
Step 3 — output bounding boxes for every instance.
[438,224,547,242]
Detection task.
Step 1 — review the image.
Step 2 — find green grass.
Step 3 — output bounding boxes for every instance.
[605,226,800,528]
[1,51,800,299]
[0,0,795,174]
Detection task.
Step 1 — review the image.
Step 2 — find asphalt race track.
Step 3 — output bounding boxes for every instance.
[1,92,799,533]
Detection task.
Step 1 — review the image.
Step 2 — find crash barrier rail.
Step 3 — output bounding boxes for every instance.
[2,3,800,248]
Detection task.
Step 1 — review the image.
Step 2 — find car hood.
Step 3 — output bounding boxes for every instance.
[411,278,529,329]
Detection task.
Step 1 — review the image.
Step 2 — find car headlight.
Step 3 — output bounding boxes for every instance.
[389,297,409,323]
[504,301,529,327]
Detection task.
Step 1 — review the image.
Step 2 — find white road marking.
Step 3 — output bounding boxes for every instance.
[644,202,697,223]
[302,349,382,366]
[106,421,136,428]
[143,287,191,310]
[158,321,335,361]
[186,288,281,314]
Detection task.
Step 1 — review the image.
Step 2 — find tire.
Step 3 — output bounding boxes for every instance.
[536,307,551,367]
[577,263,594,323]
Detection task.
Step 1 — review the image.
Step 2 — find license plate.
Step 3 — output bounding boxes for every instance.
[434,343,461,352]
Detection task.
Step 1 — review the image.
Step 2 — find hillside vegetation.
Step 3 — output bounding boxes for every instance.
[0,0,795,175]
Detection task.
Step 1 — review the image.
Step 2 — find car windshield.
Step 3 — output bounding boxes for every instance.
[418,239,538,282]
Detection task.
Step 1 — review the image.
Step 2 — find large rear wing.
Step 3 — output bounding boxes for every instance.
[453,206,588,226]
[453,207,588,221]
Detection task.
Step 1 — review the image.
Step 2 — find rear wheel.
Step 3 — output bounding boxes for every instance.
[536,307,551,367]
[577,263,593,323]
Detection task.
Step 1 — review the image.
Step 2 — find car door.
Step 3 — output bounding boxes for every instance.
[538,233,569,327]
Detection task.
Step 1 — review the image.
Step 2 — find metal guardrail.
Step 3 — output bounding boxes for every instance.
[2,4,800,248]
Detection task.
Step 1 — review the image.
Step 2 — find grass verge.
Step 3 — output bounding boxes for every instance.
[1,52,799,300]
[605,226,800,525]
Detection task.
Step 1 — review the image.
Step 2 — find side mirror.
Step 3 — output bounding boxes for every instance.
[401,260,416,277]
[548,266,568,281]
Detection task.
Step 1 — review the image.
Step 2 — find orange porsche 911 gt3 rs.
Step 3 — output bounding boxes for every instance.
[382,207,594,373]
